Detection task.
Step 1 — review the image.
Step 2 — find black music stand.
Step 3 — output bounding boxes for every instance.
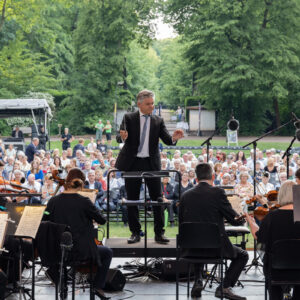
[3,203,44,300]
[242,117,294,272]
[282,135,297,180]
[106,169,181,278]
[201,124,226,161]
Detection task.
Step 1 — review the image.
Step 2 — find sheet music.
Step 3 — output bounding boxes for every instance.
[78,189,97,204]
[293,185,300,222]
[228,196,244,216]
[15,206,45,238]
[0,212,8,249]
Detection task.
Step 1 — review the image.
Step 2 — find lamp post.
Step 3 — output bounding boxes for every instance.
[58,124,62,136]
[114,81,124,132]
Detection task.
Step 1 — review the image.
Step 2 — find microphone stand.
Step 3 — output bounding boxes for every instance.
[201,124,226,162]
[243,119,293,272]
[282,136,296,180]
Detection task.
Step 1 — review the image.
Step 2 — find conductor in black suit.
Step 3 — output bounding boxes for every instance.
[179,163,248,300]
[116,89,184,244]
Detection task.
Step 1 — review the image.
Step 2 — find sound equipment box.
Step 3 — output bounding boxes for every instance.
[161,259,194,281]
[104,269,126,291]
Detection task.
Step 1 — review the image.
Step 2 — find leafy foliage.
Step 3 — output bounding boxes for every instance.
[154,38,192,107]
[163,0,300,134]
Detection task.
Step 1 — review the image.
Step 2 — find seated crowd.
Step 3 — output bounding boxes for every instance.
[0,136,299,226]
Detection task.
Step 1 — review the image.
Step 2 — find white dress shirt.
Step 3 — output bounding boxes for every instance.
[137,110,151,158]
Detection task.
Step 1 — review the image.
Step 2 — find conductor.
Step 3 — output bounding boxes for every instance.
[116,89,184,244]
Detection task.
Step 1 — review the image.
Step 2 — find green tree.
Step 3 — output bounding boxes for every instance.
[126,40,159,98]
[58,0,156,133]
[154,38,192,107]
[163,0,300,134]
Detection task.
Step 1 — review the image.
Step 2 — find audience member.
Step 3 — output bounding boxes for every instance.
[25,137,39,163]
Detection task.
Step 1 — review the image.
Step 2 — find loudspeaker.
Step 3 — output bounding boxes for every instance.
[161,259,194,281]
[104,269,126,291]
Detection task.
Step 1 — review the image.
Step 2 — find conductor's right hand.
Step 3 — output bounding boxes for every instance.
[120,130,128,141]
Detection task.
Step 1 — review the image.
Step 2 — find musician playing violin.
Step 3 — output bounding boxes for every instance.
[44,168,112,300]
[245,181,300,300]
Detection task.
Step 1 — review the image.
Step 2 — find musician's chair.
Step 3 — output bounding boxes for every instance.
[176,222,224,300]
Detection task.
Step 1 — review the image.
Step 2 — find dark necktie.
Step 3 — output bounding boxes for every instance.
[138,115,150,153]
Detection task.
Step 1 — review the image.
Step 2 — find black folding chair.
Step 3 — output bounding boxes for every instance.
[176,222,224,300]
[266,239,300,300]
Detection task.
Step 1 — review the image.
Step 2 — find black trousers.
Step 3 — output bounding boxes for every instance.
[0,270,6,300]
[125,157,164,236]
[194,245,249,288]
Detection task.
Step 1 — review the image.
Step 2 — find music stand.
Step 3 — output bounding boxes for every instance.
[282,135,297,180]
[201,124,226,162]
[106,169,181,278]
[243,118,294,272]
[4,203,45,300]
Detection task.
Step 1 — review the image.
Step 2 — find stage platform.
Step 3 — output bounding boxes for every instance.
[103,237,177,257]
[8,252,265,300]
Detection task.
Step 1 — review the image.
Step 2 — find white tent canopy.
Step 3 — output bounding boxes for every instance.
[0,98,52,142]
[0,99,52,118]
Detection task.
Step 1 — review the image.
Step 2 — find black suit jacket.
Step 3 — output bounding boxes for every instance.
[179,182,244,258]
[115,111,174,171]
[12,130,23,138]
[161,182,175,200]
[84,181,104,200]
[25,143,37,163]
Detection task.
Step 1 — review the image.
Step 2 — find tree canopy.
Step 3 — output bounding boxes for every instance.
[163,0,300,134]
[0,0,299,135]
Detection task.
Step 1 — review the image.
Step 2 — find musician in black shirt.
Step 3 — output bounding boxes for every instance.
[246,180,300,300]
[44,168,112,300]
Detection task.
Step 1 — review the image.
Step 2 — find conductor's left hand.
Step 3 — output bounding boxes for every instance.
[172,129,184,142]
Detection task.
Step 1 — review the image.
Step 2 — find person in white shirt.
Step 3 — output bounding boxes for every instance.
[22,174,42,204]
[86,137,97,155]
[256,172,275,195]
[6,144,16,159]
[61,150,70,168]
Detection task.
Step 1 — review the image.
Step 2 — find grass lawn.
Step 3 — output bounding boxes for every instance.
[47,137,294,155]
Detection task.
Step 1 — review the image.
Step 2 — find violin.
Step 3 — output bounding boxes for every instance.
[246,196,257,205]
[0,177,31,193]
[264,190,278,202]
[246,190,278,205]
[235,214,247,222]
[51,170,65,186]
[253,203,281,221]
[51,169,66,196]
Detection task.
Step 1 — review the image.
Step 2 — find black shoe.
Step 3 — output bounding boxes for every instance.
[215,286,247,300]
[191,280,203,298]
[94,289,111,300]
[155,234,170,244]
[127,233,141,244]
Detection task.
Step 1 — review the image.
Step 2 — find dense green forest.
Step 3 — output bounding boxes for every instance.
[0,0,299,135]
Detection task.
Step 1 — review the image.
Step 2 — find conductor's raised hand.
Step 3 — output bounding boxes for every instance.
[120,130,128,141]
[172,129,184,142]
